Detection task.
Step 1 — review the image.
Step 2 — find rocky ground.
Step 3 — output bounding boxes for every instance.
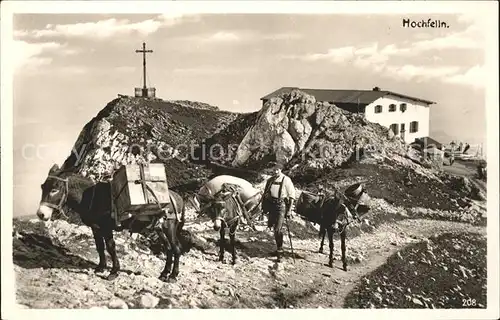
[13,195,486,309]
[344,231,487,309]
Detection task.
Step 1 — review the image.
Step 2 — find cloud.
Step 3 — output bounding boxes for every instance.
[18,57,54,71]
[410,29,480,52]
[232,100,240,105]
[204,29,304,43]
[394,14,484,54]
[57,66,87,75]
[283,14,486,88]
[383,64,485,89]
[288,12,484,65]
[385,65,462,82]
[115,66,137,73]
[60,47,81,55]
[302,46,354,62]
[13,40,61,71]
[14,14,198,41]
[13,30,30,37]
[31,18,162,39]
[285,40,485,87]
[172,66,257,75]
[13,40,82,73]
[457,11,492,32]
[158,13,200,25]
[295,43,389,72]
[442,65,485,89]
[262,33,303,41]
[297,28,480,64]
[205,31,240,42]
[177,30,302,46]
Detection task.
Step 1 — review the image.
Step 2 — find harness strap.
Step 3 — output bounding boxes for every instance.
[111,179,129,222]
[40,201,62,210]
[264,174,287,201]
[112,183,128,205]
[264,175,278,197]
[277,176,285,200]
[45,175,70,219]
[88,184,96,213]
[244,190,263,217]
[167,194,179,221]
[244,190,262,205]
[139,164,150,204]
[226,215,240,226]
[142,183,179,222]
[143,183,165,211]
[213,192,241,227]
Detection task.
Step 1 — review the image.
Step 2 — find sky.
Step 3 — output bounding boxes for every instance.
[10,11,492,217]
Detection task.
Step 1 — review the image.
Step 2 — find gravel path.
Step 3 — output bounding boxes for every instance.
[14,216,485,309]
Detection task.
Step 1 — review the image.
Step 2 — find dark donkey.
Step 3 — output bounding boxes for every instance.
[205,183,245,265]
[36,164,187,282]
[295,183,370,271]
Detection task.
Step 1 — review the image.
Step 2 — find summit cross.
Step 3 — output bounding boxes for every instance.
[135,42,153,90]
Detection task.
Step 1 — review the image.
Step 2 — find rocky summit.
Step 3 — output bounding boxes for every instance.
[233,89,407,170]
[13,90,487,309]
[60,95,251,186]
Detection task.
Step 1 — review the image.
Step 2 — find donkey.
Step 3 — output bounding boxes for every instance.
[295,183,370,271]
[36,164,187,282]
[205,183,245,265]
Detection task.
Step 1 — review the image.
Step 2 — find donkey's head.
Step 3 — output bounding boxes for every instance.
[36,164,69,221]
[210,199,228,231]
[209,185,241,231]
[344,183,371,216]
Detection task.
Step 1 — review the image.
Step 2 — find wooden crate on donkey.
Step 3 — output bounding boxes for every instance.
[111,163,170,222]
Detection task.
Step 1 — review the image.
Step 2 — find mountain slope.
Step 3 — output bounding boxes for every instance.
[60,96,251,187]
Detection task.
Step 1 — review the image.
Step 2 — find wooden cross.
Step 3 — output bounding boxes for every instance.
[135,42,153,90]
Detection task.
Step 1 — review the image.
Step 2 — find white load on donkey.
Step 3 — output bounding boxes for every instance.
[195,175,264,230]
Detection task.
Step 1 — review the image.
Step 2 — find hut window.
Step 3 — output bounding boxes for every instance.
[390,123,399,135]
[410,121,419,133]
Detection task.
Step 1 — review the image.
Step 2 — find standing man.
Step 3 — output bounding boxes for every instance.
[463,143,470,154]
[262,162,296,262]
[449,141,456,166]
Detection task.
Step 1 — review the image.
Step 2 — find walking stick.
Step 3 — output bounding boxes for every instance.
[284,215,295,263]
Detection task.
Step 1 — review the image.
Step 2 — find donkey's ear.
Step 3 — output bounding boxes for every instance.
[49,164,60,174]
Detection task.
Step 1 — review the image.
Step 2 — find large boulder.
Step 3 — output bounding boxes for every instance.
[232,90,407,170]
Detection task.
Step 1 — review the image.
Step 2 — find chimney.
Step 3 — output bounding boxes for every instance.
[372,86,381,91]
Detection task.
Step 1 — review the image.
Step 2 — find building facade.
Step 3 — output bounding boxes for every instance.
[260,87,435,144]
[364,95,430,144]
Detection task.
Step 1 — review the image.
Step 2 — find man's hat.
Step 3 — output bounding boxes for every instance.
[345,183,371,205]
[269,161,284,170]
[345,183,363,197]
